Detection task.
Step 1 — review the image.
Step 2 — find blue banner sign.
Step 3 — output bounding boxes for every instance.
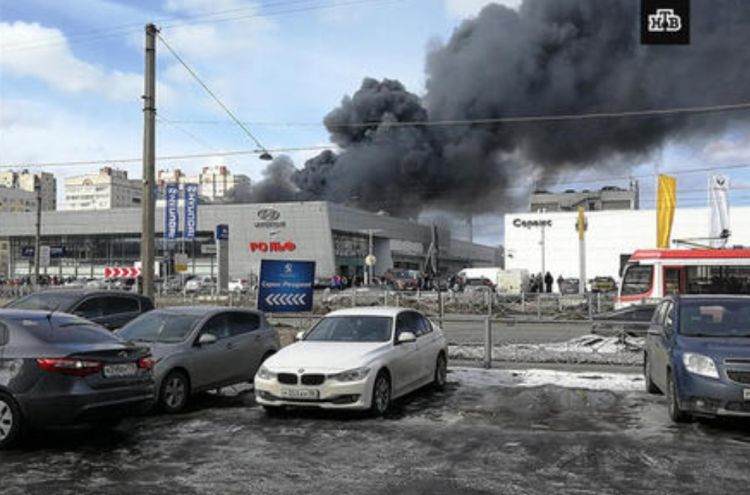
[21,246,66,258]
[258,260,315,313]
[216,224,229,241]
[183,183,199,240]
[165,183,179,240]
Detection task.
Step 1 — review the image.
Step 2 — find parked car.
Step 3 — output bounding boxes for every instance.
[255,307,448,416]
[6,289,153,330]
[559,277,581,295]
[117,307,279,413]
[591,304,657,337]
[184,276,216,294]
[0,309,154,449]
[228,278,251,293]
[589,276,617,293]
[644,295,750,422]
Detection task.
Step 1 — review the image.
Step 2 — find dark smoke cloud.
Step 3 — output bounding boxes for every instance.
[260,0,750,215]
[227,155,298,203]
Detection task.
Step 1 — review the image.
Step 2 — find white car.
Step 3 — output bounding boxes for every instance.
[254,307,448,416]
[228,278,251,293]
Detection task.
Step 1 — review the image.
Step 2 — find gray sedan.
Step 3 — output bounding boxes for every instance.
[117,307,279,413]
[0,309,154,449]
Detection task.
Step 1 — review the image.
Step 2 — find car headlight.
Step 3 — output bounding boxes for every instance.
[682,353,719,379]
[256,366,277,380]
[328,367,370,382]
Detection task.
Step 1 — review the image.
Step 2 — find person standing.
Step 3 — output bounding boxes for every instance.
[544,272,554,293]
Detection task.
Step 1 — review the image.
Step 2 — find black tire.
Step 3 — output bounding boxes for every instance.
[644,354,660,394]
[370,370,391,417]
[159,370,190,414]
[433,353,448,390]
[0,393,22,450]
[667,371,690,423]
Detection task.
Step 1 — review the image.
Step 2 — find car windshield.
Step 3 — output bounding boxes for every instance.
[679,300,750,337]
[6,292,80,311]
[117,311,202,343]
[304,316,392,342]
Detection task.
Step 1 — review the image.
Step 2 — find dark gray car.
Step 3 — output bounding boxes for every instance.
[7,289,153,330]
[117,307,279,413]
[0,309,154,449]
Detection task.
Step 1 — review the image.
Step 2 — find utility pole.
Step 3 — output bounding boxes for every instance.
[33,177,42,290]
[577,207,587,295]
[141,23,158,298]
[539,208,546,276]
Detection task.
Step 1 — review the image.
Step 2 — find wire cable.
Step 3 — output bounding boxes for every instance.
[156,32,271,156]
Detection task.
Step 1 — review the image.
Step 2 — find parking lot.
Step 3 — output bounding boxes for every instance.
[2,366,750,494]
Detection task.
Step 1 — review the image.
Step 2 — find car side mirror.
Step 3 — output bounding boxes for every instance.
[397,331,417,344]
[197,333,218,346]
[295,331,305,342]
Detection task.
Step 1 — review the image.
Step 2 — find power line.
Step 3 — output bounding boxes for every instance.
[0,0,402,53]
[156,32,271,157]
[168,100,750,129]
[157,115,218,153]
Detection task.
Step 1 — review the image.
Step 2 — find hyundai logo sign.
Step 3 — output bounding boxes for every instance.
[257,208,281,221]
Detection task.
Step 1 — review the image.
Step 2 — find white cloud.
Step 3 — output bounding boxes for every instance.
[0,21,155,102]
[444,0,520,20]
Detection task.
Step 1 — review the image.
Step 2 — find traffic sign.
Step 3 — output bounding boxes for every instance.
[258,260,315,313]
[216,224,229,241]
[365,254,377,267]
[174,253,189,273]
[103,267,142,278]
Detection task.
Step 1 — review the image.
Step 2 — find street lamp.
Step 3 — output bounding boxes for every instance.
[259,151,274,161]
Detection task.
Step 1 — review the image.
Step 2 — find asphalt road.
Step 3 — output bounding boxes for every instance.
[2,367,750,494]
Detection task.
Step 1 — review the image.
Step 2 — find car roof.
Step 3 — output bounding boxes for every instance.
[674,295,750,301]
[158,305,260,316]
[34,289,145,298]
[325,307,410,318]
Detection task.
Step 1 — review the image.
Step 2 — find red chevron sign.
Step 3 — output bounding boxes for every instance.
[103,267,142,278]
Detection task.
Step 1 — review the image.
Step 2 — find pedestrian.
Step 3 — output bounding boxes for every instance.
[557,275,564,293]
[544,272,553,293]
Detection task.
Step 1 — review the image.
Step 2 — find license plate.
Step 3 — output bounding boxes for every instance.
[280,388,319,400]
[103,363,138,378]
[744,389,750,401]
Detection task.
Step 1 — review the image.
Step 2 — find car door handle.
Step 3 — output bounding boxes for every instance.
[254,335,261,341]
[226,342,235,350]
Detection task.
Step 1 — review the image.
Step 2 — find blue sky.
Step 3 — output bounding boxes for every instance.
[1,0,750,246]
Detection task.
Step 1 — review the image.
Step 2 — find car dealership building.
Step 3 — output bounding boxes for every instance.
[0,201,501,280]
[504,206,750,281]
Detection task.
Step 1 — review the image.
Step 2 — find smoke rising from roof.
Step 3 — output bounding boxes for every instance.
[240,0,750,215]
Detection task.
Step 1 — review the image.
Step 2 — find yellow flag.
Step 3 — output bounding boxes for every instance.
[657,174,677,248]
[577,206,586,240]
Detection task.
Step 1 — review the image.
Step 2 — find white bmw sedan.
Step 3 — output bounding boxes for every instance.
[254,307,448,415]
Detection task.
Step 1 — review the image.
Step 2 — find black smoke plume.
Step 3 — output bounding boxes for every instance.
[254,0,750,215]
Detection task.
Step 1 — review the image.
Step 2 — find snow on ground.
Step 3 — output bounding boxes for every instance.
[450,367,644,392]
[449,334,644,365]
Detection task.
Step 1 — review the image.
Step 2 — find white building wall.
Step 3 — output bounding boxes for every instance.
[504,206,750,281]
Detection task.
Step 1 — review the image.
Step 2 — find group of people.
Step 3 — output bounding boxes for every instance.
[529,272,563,293]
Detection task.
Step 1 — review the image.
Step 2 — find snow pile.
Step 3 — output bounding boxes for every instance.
[449,334,644,365]
[450,367,644,392]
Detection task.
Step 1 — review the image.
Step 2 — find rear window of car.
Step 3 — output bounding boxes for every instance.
[13,315,120,344]
[6,292,80,311]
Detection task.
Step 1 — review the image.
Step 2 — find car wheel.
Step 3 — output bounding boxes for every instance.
[160,371,190,414]
[644,354,660,394]
[667,371,690,423]
[370,370,391,417]
[433,353,447,390]
[0,393,22,449]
